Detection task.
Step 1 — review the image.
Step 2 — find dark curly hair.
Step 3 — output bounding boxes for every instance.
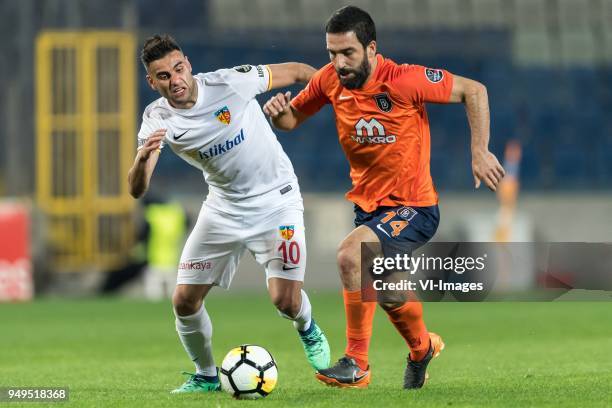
[140,34,182,68]
[326,6,376,49]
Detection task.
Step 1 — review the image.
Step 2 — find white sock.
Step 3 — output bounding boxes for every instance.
[278,289,312,332]
[175,304,217,377]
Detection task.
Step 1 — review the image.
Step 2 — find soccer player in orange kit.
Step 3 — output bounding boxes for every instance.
[263,6,505,389]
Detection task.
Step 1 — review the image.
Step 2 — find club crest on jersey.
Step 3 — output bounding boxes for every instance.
[374,93,393,113]
[214,106,231,125]
[279,225,295,240]
[425,68,444,83]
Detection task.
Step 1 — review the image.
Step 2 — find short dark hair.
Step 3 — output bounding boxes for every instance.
[140,34,182,68]
[325,6,376,49]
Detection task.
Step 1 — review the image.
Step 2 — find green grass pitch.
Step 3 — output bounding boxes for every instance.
[1,292,611,407]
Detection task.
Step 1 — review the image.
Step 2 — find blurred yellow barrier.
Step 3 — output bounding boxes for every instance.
[36,31,136,272]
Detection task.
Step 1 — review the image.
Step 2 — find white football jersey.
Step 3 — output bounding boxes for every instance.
[137,65,300,207]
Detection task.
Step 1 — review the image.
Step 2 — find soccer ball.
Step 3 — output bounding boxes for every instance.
[220,344,278,399]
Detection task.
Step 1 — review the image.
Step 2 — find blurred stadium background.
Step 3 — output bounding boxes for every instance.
[0,0,611,300]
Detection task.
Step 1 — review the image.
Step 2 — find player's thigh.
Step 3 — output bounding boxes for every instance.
[334,225,380,290]
[246,206,307,283]
[178,203,246,290]
[337,225,380,270]
[363,206,440,305]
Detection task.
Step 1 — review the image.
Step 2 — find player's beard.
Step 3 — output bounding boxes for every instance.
[337,55,371,89]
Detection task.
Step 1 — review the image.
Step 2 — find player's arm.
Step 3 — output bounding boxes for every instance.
[267,63,316,89]
[448,75,505,191]
[127,129,164,199]
[263,63,317,131]
[263,92,310,131]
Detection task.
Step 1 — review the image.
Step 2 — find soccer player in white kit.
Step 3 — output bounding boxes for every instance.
[127,35,330,393]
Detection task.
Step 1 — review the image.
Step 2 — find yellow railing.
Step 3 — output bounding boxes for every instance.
[36,31,136,271]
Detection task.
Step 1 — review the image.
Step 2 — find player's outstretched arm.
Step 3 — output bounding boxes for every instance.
[263,63,315,131]
[268,63,316,89]
[127,129,164,198]
[449,75,505,191]
[263,92,310,131]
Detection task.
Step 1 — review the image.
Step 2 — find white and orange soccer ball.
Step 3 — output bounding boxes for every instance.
[220,345,278,399]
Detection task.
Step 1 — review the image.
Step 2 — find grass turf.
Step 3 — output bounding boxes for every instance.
[1,292,611,407]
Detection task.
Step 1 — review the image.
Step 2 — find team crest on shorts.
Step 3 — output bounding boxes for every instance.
[374,93,393,113]
[279,225,295,240]
[397,206,418,221]
[214,106,231,125]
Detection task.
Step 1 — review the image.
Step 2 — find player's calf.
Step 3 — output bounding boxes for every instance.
[270,292,302,318]
[270,283,331,371]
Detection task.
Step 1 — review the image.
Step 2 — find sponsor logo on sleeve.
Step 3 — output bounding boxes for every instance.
[256,65,264,78]
[425,68,444,83]
[234,65,252,73]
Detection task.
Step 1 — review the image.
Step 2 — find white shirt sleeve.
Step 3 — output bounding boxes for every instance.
[137,106,166,151]
[204,65,271,101]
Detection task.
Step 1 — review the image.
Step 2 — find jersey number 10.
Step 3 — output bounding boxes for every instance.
[278,241,300,264]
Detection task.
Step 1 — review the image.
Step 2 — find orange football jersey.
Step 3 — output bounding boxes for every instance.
[291,54,454,212]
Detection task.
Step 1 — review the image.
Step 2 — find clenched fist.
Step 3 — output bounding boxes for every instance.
[139,129,165,162]
[263,91,292,118]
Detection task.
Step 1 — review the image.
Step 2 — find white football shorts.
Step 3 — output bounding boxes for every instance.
[176,191,306,289]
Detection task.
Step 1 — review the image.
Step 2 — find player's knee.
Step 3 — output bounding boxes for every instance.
[336,240,359,276]
[172,289,202,316]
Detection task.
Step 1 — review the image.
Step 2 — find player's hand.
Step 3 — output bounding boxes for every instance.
[472,149,505,191]
[138,129,165,162]
[263,91,292,118]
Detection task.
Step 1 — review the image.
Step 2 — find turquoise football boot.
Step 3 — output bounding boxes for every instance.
[170,371,221,394]
[298,319,331,371]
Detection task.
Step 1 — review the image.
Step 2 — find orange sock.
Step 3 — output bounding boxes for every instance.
[385,301,431,361]
[343,289,376,370]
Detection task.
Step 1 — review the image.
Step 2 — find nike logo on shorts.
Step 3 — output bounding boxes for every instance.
[282,265,300,271]
[376,223,391,238]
